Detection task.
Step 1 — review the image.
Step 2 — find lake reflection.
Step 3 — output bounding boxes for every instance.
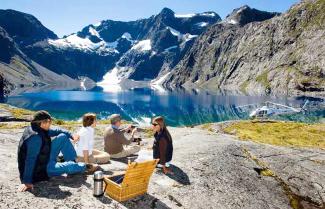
[7,87,325,126]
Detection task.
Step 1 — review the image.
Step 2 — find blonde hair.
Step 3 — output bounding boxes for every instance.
[82,113,96,127]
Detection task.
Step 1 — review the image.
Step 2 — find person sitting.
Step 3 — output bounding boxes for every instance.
[75,113,110,164]
[17,111,97,192]
[104,114,140,159]
[151,116,173,174]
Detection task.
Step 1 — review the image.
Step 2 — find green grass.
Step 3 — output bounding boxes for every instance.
[0,122,29,129]
[242,147,275,177]
[10,57,31,73]
[143,128,155,138]
[288,0,325,30]
[53,120,81,131]
[255,71,271,91]
[223,121,325,149]
[240,80,249,93]
[201,123,214,132]
[0,104,34,120]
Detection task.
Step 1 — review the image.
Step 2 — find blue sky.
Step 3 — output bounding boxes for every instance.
[0,0,299,37]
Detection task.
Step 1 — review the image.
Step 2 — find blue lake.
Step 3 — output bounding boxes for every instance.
[6,87,325,126]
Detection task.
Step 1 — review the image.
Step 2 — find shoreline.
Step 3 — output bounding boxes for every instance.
[1,103,324,128]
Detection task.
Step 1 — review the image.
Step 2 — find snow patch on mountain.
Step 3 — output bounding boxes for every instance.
[48,34,119,54]
[98,67,122,85]
[174,13,196,18]
[150,72,171,93]
[201,12,216,17]
[167,27,182,38]
[183,34,198,42]
[166,27,197,44]
[175,12,216,18]
[93,21,102,27]
[89,27,100,38]
[121,32,132,41]
[236,6,249,14]
[151,72,171,86]
[49,34,95,50]
[164,45,178,52]
[131,40,151,51]
[98,66,136,92]
[227,19,238,25]
[196,22,209,27]
[106,41,118,48]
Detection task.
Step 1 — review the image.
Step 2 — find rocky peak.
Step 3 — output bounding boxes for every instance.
[159,8,175,18]
[225,5,280,26]
[0,9,58,46]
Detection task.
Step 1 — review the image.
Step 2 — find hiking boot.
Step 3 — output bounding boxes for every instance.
[85,163,99,175]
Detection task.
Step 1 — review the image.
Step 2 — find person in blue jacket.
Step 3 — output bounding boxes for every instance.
[17,111,95,192]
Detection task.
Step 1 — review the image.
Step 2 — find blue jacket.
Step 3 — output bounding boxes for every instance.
[19,127,72,184]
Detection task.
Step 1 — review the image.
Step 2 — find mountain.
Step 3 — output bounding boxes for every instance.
[0,25,79,97]
[105,8,221,83]
[0,25,43,89]
[1,1,323,96]
[0,9,57,46]
[164,0,325,96]
[15,8,221,82]
[224,5,280,26]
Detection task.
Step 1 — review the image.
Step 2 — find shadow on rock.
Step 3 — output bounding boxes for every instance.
[165,164,190,185]
[30,174,90,199]
[96,194,112,205]
[122,193,171,209]
[111,155,138,164]
[98,166,114,176]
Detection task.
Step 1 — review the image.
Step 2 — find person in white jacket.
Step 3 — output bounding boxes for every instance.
[75,113,110,164]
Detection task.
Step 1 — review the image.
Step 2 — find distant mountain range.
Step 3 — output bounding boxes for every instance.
[0,0,324,97]
[0,7,220,96]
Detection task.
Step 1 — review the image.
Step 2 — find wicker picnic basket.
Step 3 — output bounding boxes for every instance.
[104,159,159,202]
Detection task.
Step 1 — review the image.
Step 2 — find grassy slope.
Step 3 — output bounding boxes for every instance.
[0,104,156,137]
[223,121,325,149]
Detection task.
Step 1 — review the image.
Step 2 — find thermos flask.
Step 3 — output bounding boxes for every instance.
[93,171,104,197]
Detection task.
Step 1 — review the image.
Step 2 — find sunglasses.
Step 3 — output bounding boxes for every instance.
[152,123,159,126]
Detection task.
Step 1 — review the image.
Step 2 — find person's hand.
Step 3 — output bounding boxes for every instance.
[123,125,132,133]
[131,127,137,136]
[18,183,33,192]
[163,166,173,175]
[71,134,80,142]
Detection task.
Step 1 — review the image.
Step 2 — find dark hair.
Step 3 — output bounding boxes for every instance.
[31,110,52,127]
[152,116,172,142]
[83,113,96,127]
